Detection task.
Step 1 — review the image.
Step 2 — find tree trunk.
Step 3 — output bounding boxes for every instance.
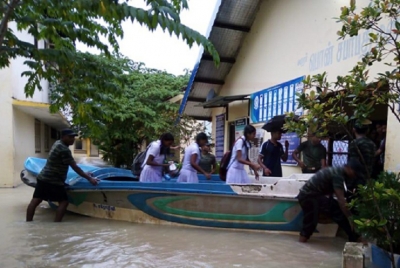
[0,0,21,49]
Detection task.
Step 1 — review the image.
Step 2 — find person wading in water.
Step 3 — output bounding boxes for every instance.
[26,129,98,222]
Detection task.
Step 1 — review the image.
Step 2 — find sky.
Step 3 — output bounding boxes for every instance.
[76,0,219,75]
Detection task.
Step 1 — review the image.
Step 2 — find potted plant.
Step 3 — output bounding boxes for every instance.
[348,171,400,267]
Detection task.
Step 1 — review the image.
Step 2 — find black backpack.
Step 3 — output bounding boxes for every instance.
[131,143,152,176]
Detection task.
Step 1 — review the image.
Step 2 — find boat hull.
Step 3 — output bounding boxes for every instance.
[49,188,337,237]
[23,157,337,236]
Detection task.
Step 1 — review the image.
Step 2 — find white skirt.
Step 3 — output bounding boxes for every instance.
[226,167,250,184]
[140,166,163,183]
[177,169,199,183]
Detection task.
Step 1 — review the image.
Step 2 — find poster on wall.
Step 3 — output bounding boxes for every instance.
[215,114,225,161]
[281,132,300,166]
[234,118,247,140]
[250,76,305,124]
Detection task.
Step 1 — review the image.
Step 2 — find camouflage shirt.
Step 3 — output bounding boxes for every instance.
[37,140,75,185]
[348,136,376,177]
[299,167,348,196]
[198,153,216,173]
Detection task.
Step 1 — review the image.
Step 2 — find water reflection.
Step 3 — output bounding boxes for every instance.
[0,185,345,267]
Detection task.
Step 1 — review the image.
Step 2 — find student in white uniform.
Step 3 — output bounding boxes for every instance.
[226,125,261,184]
[140,133,174,183]
[177,132,211,183]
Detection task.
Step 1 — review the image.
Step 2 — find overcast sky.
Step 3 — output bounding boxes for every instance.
[76,0,218,75]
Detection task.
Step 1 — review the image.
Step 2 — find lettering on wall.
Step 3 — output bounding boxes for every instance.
[297,21,394,72]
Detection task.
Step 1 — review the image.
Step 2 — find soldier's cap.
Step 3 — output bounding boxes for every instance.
[61,129,78,137]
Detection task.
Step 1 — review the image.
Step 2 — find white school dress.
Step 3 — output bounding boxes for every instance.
[177,142,201,183]
[140,140,164,183]
[226,136,251,184]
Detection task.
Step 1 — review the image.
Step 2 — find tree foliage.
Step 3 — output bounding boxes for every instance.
[57,53,184,166]
[0,0,220,97]
[284,1,400,266]
[349,171,400,255]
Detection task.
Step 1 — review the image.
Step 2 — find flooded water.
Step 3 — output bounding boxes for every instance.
[0,185,347,268]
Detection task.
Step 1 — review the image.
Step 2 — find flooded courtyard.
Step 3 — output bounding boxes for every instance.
[0,185,346,268]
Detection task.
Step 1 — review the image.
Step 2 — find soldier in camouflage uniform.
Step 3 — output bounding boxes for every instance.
[297,159,364,243]
[26,129,99,222]
[348,124,376,181]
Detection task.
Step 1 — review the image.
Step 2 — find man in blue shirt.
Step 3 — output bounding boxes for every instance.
[258,129,289,177]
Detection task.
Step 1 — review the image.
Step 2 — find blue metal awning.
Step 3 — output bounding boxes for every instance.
[179,0,262,121]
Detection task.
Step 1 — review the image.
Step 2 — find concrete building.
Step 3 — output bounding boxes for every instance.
[180,0,395,176]
[71,137,106,166]
[0,22,69,187]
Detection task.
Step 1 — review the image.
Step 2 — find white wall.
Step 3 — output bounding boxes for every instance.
[9,22,50,103]
[12,109,56,186]
[0,66,15,187]
[0,23,54,187]
[12,108,36,186]
[212,0,398,175]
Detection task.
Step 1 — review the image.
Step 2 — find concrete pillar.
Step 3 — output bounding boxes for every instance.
[342,242,365,268]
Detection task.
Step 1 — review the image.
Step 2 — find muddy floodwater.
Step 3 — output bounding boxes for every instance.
[0,185,346,268]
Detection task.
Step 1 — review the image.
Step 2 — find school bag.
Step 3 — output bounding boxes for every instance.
[131,143,152,176]
[219,137,248,181]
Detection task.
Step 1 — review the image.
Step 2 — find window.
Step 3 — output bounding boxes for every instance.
[75,139,83,150]
[321,139,349,167]
[50,127,59,140]
[44,124,50,152]
[332,140,349,167]
[35,119,41,153]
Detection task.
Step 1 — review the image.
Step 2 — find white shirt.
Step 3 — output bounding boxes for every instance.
[142,140,164,168]
[181,142,201,172]
[228,136,250,170]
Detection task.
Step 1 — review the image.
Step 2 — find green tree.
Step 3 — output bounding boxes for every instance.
[284,1,400,266]
[0,0,220,98]
[61,53,191,167]
[171,114,211,158]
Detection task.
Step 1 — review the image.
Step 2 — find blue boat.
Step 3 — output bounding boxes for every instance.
[21,157,338,236]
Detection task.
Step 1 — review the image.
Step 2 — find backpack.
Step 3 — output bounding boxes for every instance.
[131,143,152,176]
[219,137,248,181]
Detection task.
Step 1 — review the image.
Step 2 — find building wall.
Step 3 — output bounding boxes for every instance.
[0,23,54,187]
[10,22,50,103]
[212,0,397,176]
[0,66,15,187]
[12,108,57,186]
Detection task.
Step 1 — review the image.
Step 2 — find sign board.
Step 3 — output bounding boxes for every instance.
[234,118,247,140]
[250,76,305,124]
[215,114,225,161]
[281,132,301,166]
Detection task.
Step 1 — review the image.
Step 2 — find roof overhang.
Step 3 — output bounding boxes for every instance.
[197,94,249,108]
[12,99,70,130]
[179,0,262,120]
